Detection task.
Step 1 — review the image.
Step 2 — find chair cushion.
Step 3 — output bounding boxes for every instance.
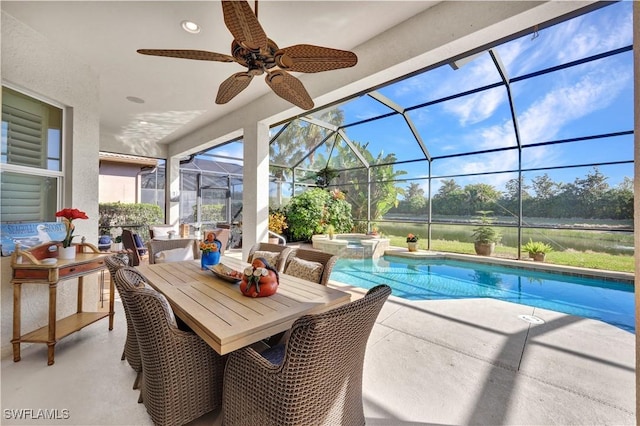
[285,257,324,283]
[260,344,285,365]
[253,250,280,268]
[155,246,194,263]
[133,234,147,255]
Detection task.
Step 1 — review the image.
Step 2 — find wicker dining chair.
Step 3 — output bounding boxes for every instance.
[111,264,148,391]
[121,278,226,426]
[104,254,130,361]
[222,284,391,426]
[247,242,293,272]
[284,248,339,286]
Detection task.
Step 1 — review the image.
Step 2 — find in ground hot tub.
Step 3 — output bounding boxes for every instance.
[311,233,389,259]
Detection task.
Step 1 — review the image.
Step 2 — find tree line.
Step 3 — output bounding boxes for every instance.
[393,168,633,220]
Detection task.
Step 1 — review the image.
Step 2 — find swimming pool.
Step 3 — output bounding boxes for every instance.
[331,256,635,333]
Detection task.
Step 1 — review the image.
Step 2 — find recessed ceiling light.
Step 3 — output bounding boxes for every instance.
[126,96,145,104]
[181,20,201,34]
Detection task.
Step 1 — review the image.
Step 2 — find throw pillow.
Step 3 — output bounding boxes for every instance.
[252,250,280,268]
[155,246,194,263]
[150,225,178,238]
[285,257,324,284]
[133,233,147,255]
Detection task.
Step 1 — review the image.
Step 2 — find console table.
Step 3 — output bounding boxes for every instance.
[10,242,112,365]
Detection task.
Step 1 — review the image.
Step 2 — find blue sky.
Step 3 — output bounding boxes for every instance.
[211,2,633,196]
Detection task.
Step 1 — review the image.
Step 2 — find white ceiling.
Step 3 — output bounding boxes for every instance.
[2,1,438,149]
[2,1,593,158]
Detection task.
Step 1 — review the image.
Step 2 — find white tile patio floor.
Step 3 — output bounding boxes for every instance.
[1,251,635,425]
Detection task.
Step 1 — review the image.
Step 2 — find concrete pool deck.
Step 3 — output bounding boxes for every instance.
[1,247,635,425]
[352,287,636,425]
[383,247,635,282]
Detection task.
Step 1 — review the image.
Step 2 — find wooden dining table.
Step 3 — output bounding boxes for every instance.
[136,256,351,355]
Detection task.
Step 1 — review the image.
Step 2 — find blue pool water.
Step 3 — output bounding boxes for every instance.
[331,256,635,333]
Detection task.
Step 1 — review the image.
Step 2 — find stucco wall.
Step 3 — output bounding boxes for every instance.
[98,161,142,203]
[1,12,102,359]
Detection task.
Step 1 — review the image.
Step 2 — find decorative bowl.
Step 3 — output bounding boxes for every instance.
[209,263,242,284]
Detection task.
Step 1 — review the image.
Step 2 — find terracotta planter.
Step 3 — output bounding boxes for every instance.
[474,242,495,256]
[407,242,418,252]
[268,237,279,244]
[532,253,546,262]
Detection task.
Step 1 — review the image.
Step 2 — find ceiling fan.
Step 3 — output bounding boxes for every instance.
[137,0,358,110]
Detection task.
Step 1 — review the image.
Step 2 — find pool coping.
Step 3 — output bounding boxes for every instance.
[380,247,635,284]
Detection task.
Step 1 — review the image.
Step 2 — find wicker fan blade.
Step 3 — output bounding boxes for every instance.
[137,49,235,62]
[265,70,314,110]
[275,45,358,73]
[216,72,254,104]
[222,0,267,52]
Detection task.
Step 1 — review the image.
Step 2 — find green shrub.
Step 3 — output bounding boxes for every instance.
[99,202,163,228]
[98,202,163,240]
[285,188,353,241]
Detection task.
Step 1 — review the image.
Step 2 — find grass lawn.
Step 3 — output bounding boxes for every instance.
[386,236,635,273]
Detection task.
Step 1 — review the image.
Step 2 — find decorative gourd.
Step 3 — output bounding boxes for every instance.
[240,258,279,297]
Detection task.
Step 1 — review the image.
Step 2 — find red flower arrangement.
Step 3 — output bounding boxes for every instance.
[55,208,88,247]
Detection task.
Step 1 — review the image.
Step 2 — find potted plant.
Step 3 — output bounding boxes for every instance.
[268,212,287,243]
[55,207,89,259]
[110,227,123,251]
[406,233,419,252]
[522,239,554,262]
[471,211,501,256]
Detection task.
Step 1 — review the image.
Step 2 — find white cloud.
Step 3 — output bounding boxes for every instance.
[444,86,505,126]
[518,64,630,145]
[432,59,631,178]
[495,3,631,77]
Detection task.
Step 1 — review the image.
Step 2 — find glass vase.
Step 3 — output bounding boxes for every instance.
[201,251,220,270]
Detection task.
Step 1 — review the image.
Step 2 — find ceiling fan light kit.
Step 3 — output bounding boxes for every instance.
[180,20,201,34]
[137,0,357,110]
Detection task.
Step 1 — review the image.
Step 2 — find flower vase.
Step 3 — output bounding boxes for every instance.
[59,246,77,260]
[201,251,220,270]
[407,242,418,252]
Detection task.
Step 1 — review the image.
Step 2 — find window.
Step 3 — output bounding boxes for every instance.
[1,86,63,222]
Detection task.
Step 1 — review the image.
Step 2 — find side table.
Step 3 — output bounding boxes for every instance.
[11,242,112,365]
